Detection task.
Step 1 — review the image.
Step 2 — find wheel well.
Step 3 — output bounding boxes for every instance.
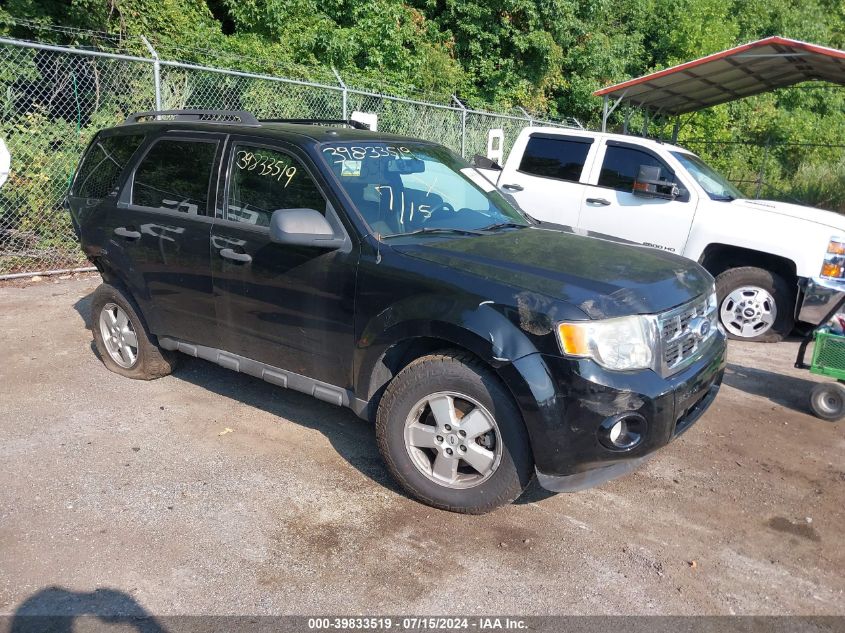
[699,244,797,285]
[363,337,488,421]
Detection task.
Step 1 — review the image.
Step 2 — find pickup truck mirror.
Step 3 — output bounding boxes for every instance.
[269,208,343,249]
[633,165,680,200]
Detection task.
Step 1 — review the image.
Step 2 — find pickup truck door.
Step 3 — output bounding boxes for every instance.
[578,140,696,255]
[496,132,597,227]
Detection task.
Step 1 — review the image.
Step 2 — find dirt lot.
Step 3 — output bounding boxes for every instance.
[1,275,844,617]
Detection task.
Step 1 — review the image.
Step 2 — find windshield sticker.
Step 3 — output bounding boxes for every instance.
[322,145,413,164]
[340,160,362,177]
[460,168,496,192]
[236,150,297,187]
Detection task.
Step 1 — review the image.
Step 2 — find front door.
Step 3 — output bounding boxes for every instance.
[210,138,358,389]
[112,133,223,345]
[577,141,696,255]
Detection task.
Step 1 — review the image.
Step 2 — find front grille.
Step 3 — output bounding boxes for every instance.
[657,294,717,376]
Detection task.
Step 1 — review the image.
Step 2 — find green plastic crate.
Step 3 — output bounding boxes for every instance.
[810,331,845,380]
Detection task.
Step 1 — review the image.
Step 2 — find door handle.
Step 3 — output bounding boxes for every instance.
[502,183,524,192]
[586,198,611,206]
[219,248,252,264]
[114,227,141,240]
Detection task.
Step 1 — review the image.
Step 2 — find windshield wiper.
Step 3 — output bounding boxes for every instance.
[710,194,735,201]
[381,227,486,238]
[479,221,529,231]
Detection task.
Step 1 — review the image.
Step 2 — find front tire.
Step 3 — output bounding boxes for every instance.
[90,283,177,380]
[715,266,794,342]
[376,351,534,514]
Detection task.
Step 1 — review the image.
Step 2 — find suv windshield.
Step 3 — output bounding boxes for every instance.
[320,141,529,237]
[671,151,743,201]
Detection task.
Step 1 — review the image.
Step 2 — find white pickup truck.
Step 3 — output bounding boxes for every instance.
[476,127,845,342]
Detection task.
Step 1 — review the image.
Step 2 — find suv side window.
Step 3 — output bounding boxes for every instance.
[598,145,676,192]
[132,139,217,215]
[226,144,326,227]
[518,135,592,183]
[73,134,145,199]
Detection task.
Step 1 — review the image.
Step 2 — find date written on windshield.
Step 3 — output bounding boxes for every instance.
[235,151,297,186]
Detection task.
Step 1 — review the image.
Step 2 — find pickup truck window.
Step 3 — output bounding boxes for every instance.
[132,139,217,215]
[73,134,145,199]
[518,136,591,183]
[671,151,742,201]
[598,145,676,193]
[320,141,528,237]
[226,144,326,227]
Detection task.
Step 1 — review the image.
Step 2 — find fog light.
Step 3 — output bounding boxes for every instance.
[598,413,646,451]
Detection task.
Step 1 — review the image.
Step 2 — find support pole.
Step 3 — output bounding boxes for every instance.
[452,95,468,158]
[623,107,630,135]
[140,35,161,113]
[332,67,348,120]
[672,118,681,144]
[602,96,609,132]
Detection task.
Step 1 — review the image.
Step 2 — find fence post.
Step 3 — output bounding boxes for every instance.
[517,106,534,127]
[332,67,347,120]
[140,35,161,113]
[756,137,771,199]
[452,95,468,158]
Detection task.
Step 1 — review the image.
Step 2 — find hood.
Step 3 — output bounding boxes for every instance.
[391,226,713,319]
[732,199,845,230]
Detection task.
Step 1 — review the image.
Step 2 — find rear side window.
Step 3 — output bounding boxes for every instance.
[132,139,217,215]
[226,144,326,227]
[518,136,591,183]
[73,134,145,199]
[598,145,675,192]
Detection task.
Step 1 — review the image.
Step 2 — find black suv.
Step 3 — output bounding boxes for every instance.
[68,110,726,513]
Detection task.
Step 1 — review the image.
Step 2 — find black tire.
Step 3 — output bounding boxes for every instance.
[809,382,845,422]
[375,350,534,514]
[90,283,177,380]
[715,266,795,343]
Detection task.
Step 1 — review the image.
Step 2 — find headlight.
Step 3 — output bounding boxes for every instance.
[557,315,657,371]
[820,236,845,281]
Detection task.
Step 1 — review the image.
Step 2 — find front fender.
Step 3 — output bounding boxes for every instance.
[354,293,543,403]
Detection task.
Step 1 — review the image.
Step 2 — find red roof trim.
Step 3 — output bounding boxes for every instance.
[593,36,845,97]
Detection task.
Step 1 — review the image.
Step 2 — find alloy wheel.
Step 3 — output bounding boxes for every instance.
[403,391,503,489]
[98,302,139,368]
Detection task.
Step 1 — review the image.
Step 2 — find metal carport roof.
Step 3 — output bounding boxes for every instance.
[594,36,845,119]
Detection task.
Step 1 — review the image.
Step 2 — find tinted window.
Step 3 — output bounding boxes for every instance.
[598,145,675,192]
[518,136,591,182]
[132,139,217,214]
[227,145,325,227]
[73,134,144,199]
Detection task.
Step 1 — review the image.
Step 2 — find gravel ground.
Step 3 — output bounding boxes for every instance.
[1,275,844,617]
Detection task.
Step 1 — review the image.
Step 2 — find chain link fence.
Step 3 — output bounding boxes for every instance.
[0,36,573,277]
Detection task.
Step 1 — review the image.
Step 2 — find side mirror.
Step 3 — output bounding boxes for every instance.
[269,208,343,248]
[633,165,679,200]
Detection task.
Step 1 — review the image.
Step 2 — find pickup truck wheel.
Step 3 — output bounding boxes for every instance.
[376,351,534,514]
[715,267,794,342]
[91,283,177,380]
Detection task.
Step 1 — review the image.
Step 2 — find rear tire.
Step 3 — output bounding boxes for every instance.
[715,266,794,342]
[375,351,534,514]
[90,283,177,380]
[809,382,845,422]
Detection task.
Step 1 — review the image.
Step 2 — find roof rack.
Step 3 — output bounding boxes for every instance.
[124,109,260,126]
[260,118,371,130]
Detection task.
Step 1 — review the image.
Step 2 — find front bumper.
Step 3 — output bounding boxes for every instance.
[499,330,726,490]
[798,277,845,325]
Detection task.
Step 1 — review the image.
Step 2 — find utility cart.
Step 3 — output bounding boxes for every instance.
[796,275,845,421]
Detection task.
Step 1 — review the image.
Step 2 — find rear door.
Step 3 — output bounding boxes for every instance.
[210,137,358,389]
[496,132,597,226]
[577,141,696,254]
[113,132,224,344]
